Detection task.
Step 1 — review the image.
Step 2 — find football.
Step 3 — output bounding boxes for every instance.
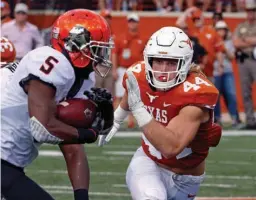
[56,98,97,128]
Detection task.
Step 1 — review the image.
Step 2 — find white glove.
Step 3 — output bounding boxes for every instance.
[98,121,121,146]
[98,105,129,146]
[126,71,153,127]
[126,70,144,111]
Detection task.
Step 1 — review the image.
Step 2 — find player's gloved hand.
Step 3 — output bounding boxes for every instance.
[77,112,109,144]
[126,70,144,111]
[84,88,112,103]
[126,70,153,127]
[98,121,120,146]
[84,88,114,134]
[91,112,105,134]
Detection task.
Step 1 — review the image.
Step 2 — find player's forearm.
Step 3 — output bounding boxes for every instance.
[30,115,98,144]
[46,117,79,141]
[130,105,178,156]
[142,120,179,158]
[47,117,98,144]
[120,91,130,111]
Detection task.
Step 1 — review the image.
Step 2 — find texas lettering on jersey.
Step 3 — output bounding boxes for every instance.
[122,61,222,169]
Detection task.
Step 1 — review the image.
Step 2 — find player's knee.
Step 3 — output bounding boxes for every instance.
[143,188,167,200]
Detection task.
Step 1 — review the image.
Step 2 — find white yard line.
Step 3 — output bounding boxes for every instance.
[39,151,128,160]
[39,150,255,166]
[47,190,130,197]
[225,149,256,153]
[43,185,130,196]
[89,156,128,161]
[201,183,237,188]
[112,131,256,137]
[103,151,135,155]
[44,189,256,199]
[42,185,256,198]
[87,144,139,149]
[39,151,62,157]
[28,169,256,181]
[112,183,237,189]
[42,144,139,149]
[207,160,253,165]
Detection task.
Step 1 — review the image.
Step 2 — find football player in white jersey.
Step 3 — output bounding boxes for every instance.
[1,9,114,200]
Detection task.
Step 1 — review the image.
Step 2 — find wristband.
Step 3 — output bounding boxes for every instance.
[132,107,153,127]
[115,105,129,123]
[77,128,98,144]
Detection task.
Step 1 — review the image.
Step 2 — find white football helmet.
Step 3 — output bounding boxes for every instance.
[144,26,194,90]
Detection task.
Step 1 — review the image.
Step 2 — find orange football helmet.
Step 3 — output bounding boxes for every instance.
[51,9,114,77]
[0,37,16,67]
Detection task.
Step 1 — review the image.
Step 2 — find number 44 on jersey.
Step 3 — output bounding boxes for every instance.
[183,77,211,92]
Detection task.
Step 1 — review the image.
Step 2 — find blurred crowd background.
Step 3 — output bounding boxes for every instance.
[1,0,256,130]
[1,0,255,12]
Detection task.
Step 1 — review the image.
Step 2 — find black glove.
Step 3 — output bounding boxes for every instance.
[84,88,114,132]
[91,112,104,133]
[84,88,112,104]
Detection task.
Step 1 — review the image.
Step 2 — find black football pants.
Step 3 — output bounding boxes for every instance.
[1,159,54,200]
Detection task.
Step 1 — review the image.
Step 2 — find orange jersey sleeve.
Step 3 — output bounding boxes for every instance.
[171,72,219,109]
[122,61,145,90]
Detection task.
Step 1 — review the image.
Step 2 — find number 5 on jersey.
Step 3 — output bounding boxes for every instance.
[40,56,59,74]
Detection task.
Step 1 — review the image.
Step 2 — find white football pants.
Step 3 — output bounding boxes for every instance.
[126,147,205,200]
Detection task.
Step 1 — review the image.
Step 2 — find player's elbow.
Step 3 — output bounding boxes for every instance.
[160,144,180,159]
[160,143,184,159]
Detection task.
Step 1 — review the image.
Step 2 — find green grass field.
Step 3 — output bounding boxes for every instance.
[26,133,256,200]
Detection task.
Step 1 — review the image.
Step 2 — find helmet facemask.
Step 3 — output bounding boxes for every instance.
[143,27,194,91]
[64,24,114,77]
[145,54,192,91]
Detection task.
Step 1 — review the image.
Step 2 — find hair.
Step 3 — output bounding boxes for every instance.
[188,63,207,77]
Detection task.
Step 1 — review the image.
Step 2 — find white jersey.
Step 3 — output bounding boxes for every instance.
[0,62,18,92]
[1,46,77,167]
